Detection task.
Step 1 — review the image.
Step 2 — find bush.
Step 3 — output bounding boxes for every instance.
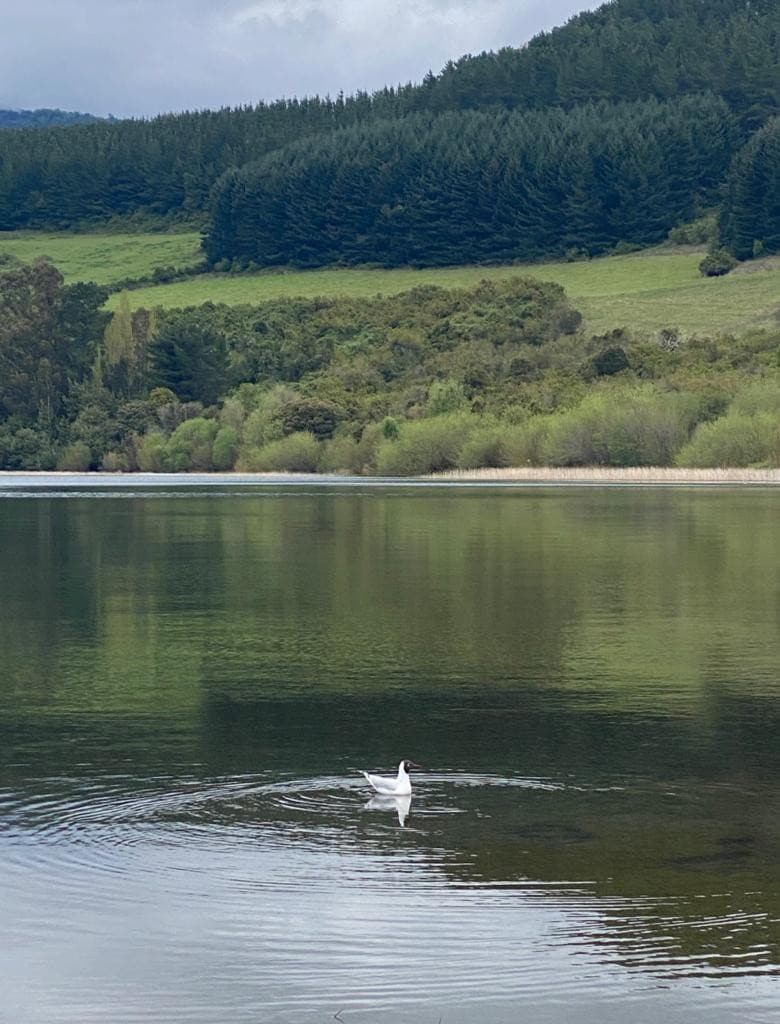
[425,378,470,417]
[101,450,130,472]
[454,419,550,469]
[676,413,779,467]
[212,426,239,470]
[668,214,718,247]
[164,417,218,471]
[239,432,321,472]
[56,441,93,471]
[320,435,361,474]
[375,415,476,475]
[501,419,551,466]
[592,346,630,377]
[456,425,511,470]
[731,381,780,416]
[0,426,57,470]
[541,389,699,466]
[136,431,169,472]
[279,396,344,439]
[699,249,737,277]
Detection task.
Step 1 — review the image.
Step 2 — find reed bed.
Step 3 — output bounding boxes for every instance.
[428,466,780,485]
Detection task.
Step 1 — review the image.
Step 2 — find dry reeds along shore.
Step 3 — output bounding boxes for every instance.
[430,467,780,485]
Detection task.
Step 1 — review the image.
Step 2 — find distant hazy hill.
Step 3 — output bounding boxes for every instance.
[0,108,112,129]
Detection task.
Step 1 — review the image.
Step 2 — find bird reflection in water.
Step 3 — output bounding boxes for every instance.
[365,793,412,827]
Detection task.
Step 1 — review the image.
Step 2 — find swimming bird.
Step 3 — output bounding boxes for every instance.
[361,760,422,796]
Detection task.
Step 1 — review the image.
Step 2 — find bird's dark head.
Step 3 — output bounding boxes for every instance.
[403,760,422,772]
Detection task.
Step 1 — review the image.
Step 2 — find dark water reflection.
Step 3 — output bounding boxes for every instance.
[1,487,779,1023]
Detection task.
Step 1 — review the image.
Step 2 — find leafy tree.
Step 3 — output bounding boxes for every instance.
[150,314,228,405]
[0,259,107,426]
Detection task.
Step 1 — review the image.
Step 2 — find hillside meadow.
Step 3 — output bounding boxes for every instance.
[1,230,778,336]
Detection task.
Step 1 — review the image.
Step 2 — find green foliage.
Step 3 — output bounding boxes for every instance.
[541,389,700,467]
[0,259,108,424]
[212,425,239,470]
[720,120,780,260]
[319,434,362,474]
[150,314,228,405]
[101,450,131,472]
[56,441,92,471]
[426,378,470,417]
[668,214,719,247]
[375,415,476,475]
[207,95,736,269]
[592,346,630,376]
[239,432,321,473]
[699,250,738,277]
[279,396,344,439]
[676,413,779,467]
[164,417,218,471]
[136,431,169,472]
[0,424,57,470]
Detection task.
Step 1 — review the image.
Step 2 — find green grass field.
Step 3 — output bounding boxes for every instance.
[1,230,778,336]
[0,231,203,286]
[109,248,780,336]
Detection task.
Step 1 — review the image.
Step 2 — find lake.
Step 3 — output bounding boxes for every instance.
[1,483,779,1023]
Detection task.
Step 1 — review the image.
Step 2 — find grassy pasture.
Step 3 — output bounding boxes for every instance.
[107,248,780,337]
[0,231,203,286]
[0,229,777,336]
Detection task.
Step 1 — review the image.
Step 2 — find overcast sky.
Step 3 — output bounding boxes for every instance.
[1,0,596,118]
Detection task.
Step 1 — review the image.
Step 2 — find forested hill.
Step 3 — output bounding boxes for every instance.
[0,109,108,129]
[422,0,779,128]
[0,0,777,255]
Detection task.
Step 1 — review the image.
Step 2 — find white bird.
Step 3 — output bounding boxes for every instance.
[361,759,422,796]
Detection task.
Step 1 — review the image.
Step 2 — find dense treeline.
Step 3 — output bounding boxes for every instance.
[0,108,108,130]
[0,0,776,232]
[720,118,780,259]
[205,95,736,267]
[2,255,779,474]
[425,0,779,129]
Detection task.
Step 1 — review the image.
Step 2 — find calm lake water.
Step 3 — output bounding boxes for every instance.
[1,483,779,1024]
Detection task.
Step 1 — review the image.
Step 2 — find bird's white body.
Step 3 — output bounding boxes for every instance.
[361,760,413,796]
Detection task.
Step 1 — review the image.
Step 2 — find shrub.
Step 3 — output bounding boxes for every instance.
[56,441,93,471]
[676,413,779,467]
[279,396,343,439]
[240,432,321,472]
[212,425,239,470]
[699,249,737,277]
[425,378,470,417]
[375,415,476,475]
[320,435,361,474]
[592,346,630,377]
[136,431,168,472]
[0,426,57,470]
[101,450,130,472]
[541,389,699,466]
[454,419,550,469]
[731,381,780,416]
[668,214,718,247]
[501,419,551,466]
[164,417,218,471]
[242,384,295,448]
[456,425,510,470]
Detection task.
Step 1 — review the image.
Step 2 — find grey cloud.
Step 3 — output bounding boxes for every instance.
[0,1,594,117]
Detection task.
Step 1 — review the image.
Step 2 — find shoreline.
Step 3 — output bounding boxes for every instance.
[0,467,778,488]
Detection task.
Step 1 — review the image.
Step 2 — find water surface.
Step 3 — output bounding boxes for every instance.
[1,486,779,1023]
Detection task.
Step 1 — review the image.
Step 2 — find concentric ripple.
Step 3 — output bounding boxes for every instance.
[2,768,779,1024]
